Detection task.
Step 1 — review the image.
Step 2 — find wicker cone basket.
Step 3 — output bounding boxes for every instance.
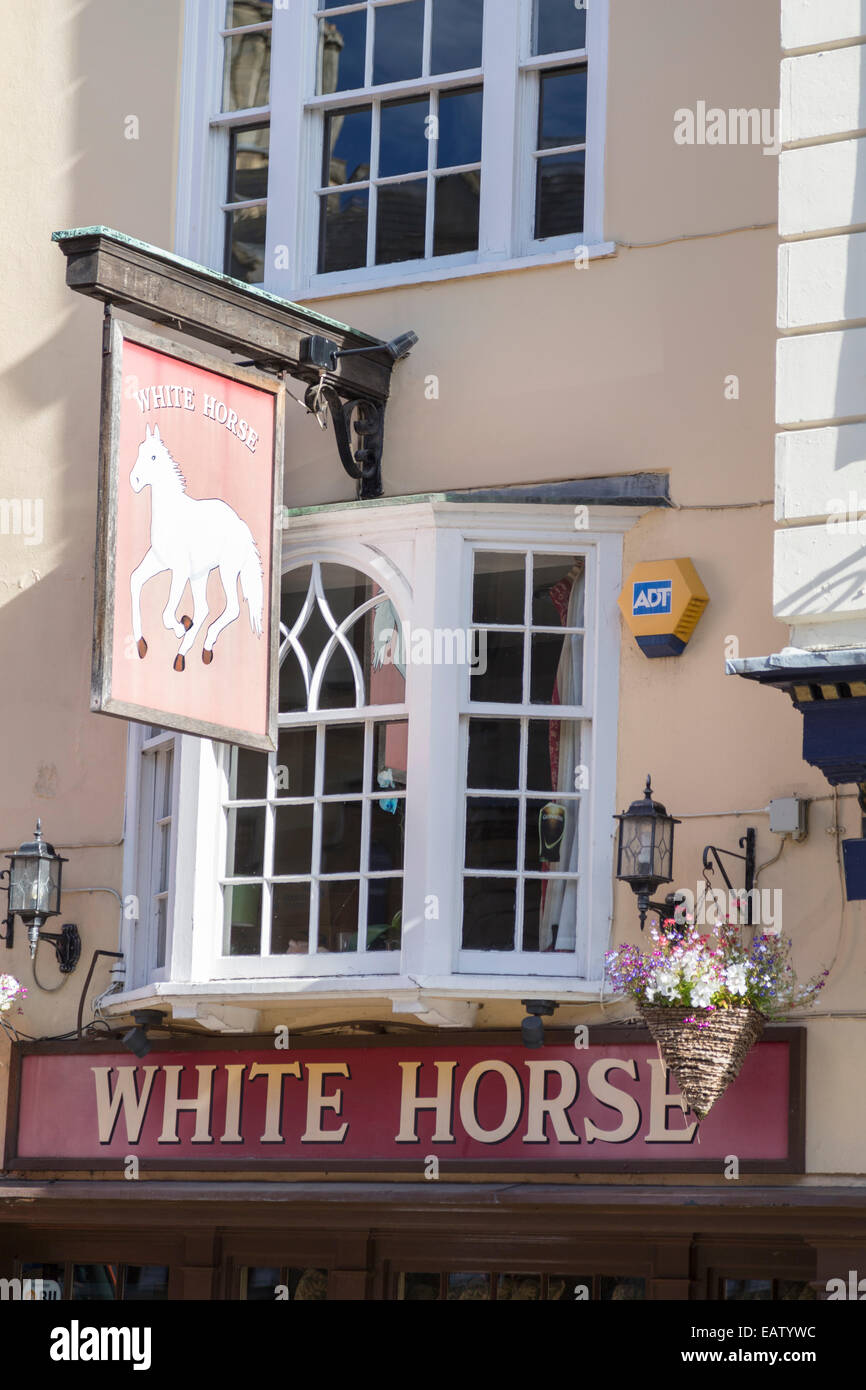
[638,1004,765,1120]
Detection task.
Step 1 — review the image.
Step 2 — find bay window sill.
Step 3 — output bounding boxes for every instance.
[293,241,618,304]
[102,974,616,1027]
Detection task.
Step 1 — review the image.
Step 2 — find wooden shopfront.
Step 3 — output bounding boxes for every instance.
[1,1028,859,1301]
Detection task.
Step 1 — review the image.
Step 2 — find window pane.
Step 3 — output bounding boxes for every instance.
[20,1262,64,1299]
[323,106,372,185]
[398,1272,441,1300]
[319,879,360,952]
[318,188,369,273]
[226,205,266,283]
[227,806,266,876]
[462,876,516,949]
[530,632,583,704]
[288,1268,329,1300]
[527,798,579,870]
[226,2,272,24]
[376,180,426,264]
[465,798,519,869]
[273,804,314,874]
[318,642,359,708]
[468,719,520,790]
[538,67,587,149]
[371,720,408,790]
[437,87,483,168]
[380,97,429,178]
[777,1281,817,1300]
[324,724,364,793]
[527,718,582,792]
[533,555,584,627]
[723,1279,773,1301]
[223,883,262,955]
[600,1277,646,1301]
[497,1274,542,1301]
[433,172,480,256]
[535,150,585,238]
[366,876,403,950]
[229,124,269,202]
[276,728,316,798]
[533,0,586,56]
[123,1266,169,1301]
[431,0,483,74]
[473,552,525,625]
[72,1266,119,1300]
[230,746,269,800]
[240,1267,281,1301]
[446,1272,491,1300]
[155,898,167,968]
[370,798,405,871]
[223,31,270,110]
[318,12,367,94]
[547,1275,593,1300]
[373,0,424,86]
[321,800,362,873]
[469,633,524,704]
[271,882,311,952]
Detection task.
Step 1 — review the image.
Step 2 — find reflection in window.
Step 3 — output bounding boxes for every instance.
[221,6,273,280]
[463,552,586,954]
[396,1271,645,1300]
[240,1266,329,1300]
[315,2,483,272]
[222,563,406,959]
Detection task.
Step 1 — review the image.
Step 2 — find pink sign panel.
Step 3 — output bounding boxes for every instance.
[9,1034,804,1171]
[92,321,285,750]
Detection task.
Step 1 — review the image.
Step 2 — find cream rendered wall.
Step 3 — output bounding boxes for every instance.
[0,0,182,1053]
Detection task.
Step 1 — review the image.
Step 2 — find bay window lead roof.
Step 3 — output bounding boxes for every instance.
[282,473,670,517]
[52,226,395,404]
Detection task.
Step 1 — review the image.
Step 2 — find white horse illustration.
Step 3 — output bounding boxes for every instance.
[129,424,264,672]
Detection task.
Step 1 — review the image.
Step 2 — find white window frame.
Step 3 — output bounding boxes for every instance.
[176,0,613,301]
[119,501,632,1005]
[122,726,179,990]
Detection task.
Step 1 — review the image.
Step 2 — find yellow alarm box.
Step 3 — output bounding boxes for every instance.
[617,558,709,657]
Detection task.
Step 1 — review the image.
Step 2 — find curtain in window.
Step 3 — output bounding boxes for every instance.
[540,568,584,953]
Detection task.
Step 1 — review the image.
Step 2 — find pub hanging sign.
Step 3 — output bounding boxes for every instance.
[92,318,285,751]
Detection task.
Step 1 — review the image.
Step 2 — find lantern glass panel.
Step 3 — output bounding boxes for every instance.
[619,815,657,880]
[654,820,673,879]
[9,856,40,914]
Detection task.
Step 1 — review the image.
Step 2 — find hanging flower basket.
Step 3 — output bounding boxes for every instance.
[638,1002,765,1120]
[606,921,828,1121]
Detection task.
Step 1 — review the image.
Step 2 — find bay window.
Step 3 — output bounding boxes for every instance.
[178,0,611,296]
[123,503,627,998]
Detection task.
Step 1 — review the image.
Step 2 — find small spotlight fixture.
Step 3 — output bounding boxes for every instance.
[122,1010,164,1059]
[299,331,419,373]
[521,1000,557,1049]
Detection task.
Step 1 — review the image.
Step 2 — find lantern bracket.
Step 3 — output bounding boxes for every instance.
[33,923,82,974]
[701,828,757,924]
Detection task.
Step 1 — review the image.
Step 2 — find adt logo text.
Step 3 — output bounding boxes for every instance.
[632,580,672,615]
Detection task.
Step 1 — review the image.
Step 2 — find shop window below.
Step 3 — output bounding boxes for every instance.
[396,1271,645,1301]
[18,1262,168,1300]
[239,1266,328,1300]
[722,1278,816,1301]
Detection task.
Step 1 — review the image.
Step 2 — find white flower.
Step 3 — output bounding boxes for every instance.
[725,963,749,996]
[690,979,714,1008]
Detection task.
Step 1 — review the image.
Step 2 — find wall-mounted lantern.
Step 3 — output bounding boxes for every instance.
[2,821,80,970]
[615,777,680,930]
